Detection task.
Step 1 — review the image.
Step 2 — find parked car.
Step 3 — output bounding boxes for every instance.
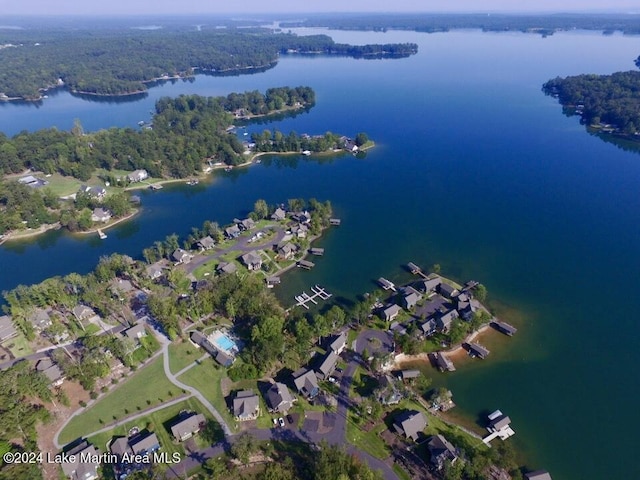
[286,414,294,424]
[278,417,285,427]
[273,418,278,426]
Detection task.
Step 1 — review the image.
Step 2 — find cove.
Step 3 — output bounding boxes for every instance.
[2,28,640,480]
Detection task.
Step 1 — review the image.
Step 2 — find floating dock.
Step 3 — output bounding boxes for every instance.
[149,183,163,190]
[97,229,107,240]
[309,248,324,256]
[297,259,315,270]
[294,285,332,309]
[407,262,422,274]
[492,320,517,336]
[329,218,341,226]
[378,277,396,291]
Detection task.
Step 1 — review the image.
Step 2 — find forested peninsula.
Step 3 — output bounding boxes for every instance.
[543,59,640,139]
[0,29,417,100]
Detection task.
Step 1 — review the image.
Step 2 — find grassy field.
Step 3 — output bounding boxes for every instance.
[88,397,212,455]
[168,340,202,374]
[177,358,239,433]
[345,410,390,459]
[58,358,184,444]
[1,332,33,357]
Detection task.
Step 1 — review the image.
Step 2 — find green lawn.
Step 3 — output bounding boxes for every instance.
[345,410,390,459]
[393,465,412,480]
[168,340,202,374]
[88,397,213,455]
[58,358,184,445]
[1,332,33,357]
[192,260,219,280]
[177,358,239,433]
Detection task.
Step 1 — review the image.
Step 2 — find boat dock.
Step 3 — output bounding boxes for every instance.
[297,259,315,270]
[467,342,490,359]
[309,247,324,256]
[294,285,332,309]
[329,218,341,226]
[378,277,396,291]
[492,320,518,336]
[97,229,107,240]
[406,261,429,279]
[433,352,456,372]
[149,183,163,190]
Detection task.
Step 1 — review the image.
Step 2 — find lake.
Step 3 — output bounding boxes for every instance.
[2,28,640,480]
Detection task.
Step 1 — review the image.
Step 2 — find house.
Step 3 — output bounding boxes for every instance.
[172,248,192,264]
[60,440,99,480]
[328,331,347,355]
[292,368,320,399]
[271,207,286,221]
[129,432,160,455]
[316,350,339,380]
[292,211,311,224]
[111,278,134,298]
[378,374,402,405]
[196,236,215,251]
[456,294,476,321]
[402,291,420,310]
[91,207,112,223]
[79,185,107,200]
[233,390,260,421]
[19,175,48,188]
[72,305,96,323]
[389,321,407,336]
[277,242,297,260]
[421,318,437,336]
[170,412,206,441]
[224,224,241,239]
[264,382,294,413]
[393,410,427,441]
[0,315,18,342]
[36,358,64,386]
[241,251,262,271]
[145,262,164,280]
[426,434,458,471]
[239,218,256,231]
[436,310,458,333]
[422,276,442,294]
[124,323,146,340]
[438,282,459,299]
[291,223,309,239]
[127,169,149,182]
[468,342,490,359]
[190,331,215,355]
[29,309,52,331]
[216,262,237,275]
[381,304,401,322]
[109,436,133,461]
[215,350,235,367]
[524,471,553,480]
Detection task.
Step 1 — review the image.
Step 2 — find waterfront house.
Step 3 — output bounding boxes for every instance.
[402,291,420,310]
[36,358,64,387]
[525,471,553,480]
[426,434,458,471]
[233,390,260,421]
[422,276,442,294]
[110,278,134,299]
[79,185,107,200]
[72,305,97,323]
[127,169,149,183]
[264,382,295,413]
[421,318,437,336]
[393,410,427,441]
[60,440,99,480]
[171,248,192,264]
[145,262,165,280]
[316,350,339,380]
[241,251,263,271]
[382,304,401,322]
[91,207,112,223]
[216,262,238,275]
[436,310,458,333]
[390,321,407,336]
[292,368,320,399]
[196,236,215,251]
[28,308,52,331]
[129,432,160,455]
[292,211,311,224]
[0,315,17,342]
[291,223,309,238]
[170,413,206,441]
[239,218,256,231]
[378,374,402,405]
[225,224,241,239]
[271,207,286,221]
[438,282,459,299]
[277,242,298,260]
[328,331,347,354]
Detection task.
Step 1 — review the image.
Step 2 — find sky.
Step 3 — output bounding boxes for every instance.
[2,0,639,16]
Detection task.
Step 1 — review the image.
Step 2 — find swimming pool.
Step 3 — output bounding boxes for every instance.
[212,332,236,352]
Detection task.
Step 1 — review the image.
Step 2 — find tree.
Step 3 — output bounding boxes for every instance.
[431,263,441,274]
[231,432,258,465]
[355,132,369,146]
[253,199,269,220]
[474,283,487,302]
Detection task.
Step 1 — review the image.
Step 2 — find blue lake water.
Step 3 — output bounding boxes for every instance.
[2,28,640,480]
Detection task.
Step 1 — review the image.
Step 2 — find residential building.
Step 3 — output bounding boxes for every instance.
[400,370,421,381]
[241,251,262,271]
[381,304,401,322]
[72,305,96,323]
[29,309,52,331]
[78,185,106,200]
[277,242,297,260]
[145,262,164,280]
[171,248,192,264]
[196,236,215,250]
[0,315,17,342]
[436,310,458,333]
[271,207,286,221]
[233,390,260,421]
[124,323,146,340]
[264,382,294,413]
[328,331,347,354]
[421,318,437,336]
[426,434,458,471]
[240,218,256,231]
[60,440,99,480]
[36,358,64,387]
[127,169,149,182]
[393,410,427,441]
[438,282,459,299]
[422,276,442,293]
[292,368,320,399]
[377,374,402,405]
[316,350,339,380]
[129,432,160,455]
[402,291,420,310]
[170,413,206,441]
[224,224,241,239]
[91,207,112,223]
[216,262,237,274]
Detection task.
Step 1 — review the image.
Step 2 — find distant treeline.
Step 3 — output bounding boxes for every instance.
[280,13,640,36]
[0,29,417,99]
[543,69,640,135]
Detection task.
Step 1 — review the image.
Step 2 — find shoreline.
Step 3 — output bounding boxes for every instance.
[71,209,140,236]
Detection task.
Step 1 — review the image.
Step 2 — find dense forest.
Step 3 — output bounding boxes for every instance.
[281,13,640,36]
[0,29,417,99]
[543,68,640,135]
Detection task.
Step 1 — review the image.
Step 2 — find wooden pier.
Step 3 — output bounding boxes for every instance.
[294,285,332,309]
[406,261,429,279]
[97,229,107,240]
